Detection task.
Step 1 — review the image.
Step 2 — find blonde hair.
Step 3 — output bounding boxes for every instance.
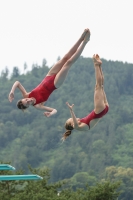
[61,121,74,141]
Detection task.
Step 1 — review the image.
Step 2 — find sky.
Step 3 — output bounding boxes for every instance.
[0,0,133,74]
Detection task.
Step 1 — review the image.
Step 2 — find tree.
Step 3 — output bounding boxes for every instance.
[42,58,47,67]
[11,67,20,78]
[0,67,9,80]
[0,162,121,200]
[105,166,133,200]
[23,62,28,73]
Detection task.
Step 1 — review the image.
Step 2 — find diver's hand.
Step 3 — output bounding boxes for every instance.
[44,109,57,117]
[44,112,51,117]
[66,102,74,111]
[8,91,14,102]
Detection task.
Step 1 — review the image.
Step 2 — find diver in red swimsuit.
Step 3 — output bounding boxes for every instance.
[62,54,109,140]
[8,29,90,117]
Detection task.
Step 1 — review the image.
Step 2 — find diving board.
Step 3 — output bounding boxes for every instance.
[0,174,43,181]
[0,164,15,171]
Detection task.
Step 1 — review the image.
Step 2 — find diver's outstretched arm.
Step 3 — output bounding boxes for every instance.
[8,81,28,102]
[34,103,57,117]
[66,102,79,129]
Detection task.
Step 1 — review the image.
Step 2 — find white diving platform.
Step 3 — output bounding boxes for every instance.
[0,164,15,170]
[0,174,43,181]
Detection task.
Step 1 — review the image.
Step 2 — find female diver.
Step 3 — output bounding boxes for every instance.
[8,29,90,117]
[62,54,109,140]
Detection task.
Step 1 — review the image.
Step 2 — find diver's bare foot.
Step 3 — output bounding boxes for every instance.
[81,28,90,40]
[93,54,102,66]
[83,30,91,44]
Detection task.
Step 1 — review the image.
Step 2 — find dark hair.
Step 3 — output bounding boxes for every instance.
[17,100,28,110]
[61,122,74,141]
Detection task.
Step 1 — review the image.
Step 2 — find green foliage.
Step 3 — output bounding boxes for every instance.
[82,181,120,200]
[60,180,121,200]
[105,166,133,200]
[65,172,97,190]
[11,67,20,79]
[0,57,133,198]
[0,162,121,200]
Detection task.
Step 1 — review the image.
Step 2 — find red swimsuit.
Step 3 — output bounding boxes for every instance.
[80,105,109,129]
[29,75,57,105]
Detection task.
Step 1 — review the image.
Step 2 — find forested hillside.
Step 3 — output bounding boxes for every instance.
[0,56,133,199]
